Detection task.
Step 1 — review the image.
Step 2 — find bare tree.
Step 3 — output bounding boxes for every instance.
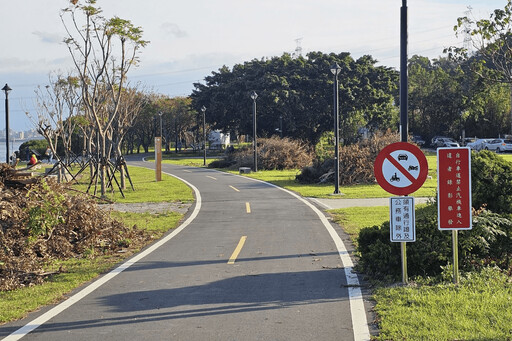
[28,72,81,181]
[60,0,148,196]
[108,87,146,189]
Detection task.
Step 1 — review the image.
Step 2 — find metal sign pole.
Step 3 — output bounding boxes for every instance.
[452,230,459,284]
[401,242,408,284]
[400,0,409,285]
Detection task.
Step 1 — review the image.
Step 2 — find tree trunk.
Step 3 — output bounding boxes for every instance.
[100,134,107,197]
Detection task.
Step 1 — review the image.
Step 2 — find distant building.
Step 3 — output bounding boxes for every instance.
[208,130,230,149]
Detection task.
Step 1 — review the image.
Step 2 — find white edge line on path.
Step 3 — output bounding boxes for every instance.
[228,172,370,341]
[308,197,332,210]
[2,167,201,341]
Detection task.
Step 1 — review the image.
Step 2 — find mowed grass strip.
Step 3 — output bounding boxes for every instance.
[0,166,193,324]
[328,206,389,245]
[373,268,512,340]
[235,167,437,199]
[161,158,220,167]
[73,165,194,203]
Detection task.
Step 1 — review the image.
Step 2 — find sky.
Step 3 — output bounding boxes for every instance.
[0,0,507,132]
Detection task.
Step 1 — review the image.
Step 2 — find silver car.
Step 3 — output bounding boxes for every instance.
[467,138,491,151]
[484,138,512,153]
[434,137,460,148]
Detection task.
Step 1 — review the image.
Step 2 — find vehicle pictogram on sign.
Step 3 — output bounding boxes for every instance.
[374,142,428,196]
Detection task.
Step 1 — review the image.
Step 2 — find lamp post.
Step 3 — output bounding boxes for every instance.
[330,64,341,194]
[201,106,206,166]
[2,84,11,164]
[250,91,258,172]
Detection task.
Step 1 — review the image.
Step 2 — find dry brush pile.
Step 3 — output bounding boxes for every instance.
[297,131,402,185]
[210,136,314,170]
[0,164,151,291]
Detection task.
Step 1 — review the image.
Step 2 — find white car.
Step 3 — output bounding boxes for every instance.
[484,138,512,153]
[433,137,460,148]
[467,138,491,151]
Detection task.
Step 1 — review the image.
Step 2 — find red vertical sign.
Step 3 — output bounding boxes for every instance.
[437,147,472,230]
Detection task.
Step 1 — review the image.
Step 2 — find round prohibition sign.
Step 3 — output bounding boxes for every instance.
[374,142,428,195]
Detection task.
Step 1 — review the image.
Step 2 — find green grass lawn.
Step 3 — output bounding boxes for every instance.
[373,268,512,340]
[328,206,390,244]
[236,168,437,199]
[72,165,194,203]
[0,166,193,324]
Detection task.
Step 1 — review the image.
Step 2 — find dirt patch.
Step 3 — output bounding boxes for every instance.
[100,202,192,215]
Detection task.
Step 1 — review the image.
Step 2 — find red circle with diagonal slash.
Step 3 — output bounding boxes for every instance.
[374,142,428,195]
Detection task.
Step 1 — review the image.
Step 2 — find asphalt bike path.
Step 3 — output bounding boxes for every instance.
[1,160,370,341]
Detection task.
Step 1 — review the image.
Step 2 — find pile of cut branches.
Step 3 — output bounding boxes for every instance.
[0,164,151,291]
[297,130,402,185]
[209,136,314,170]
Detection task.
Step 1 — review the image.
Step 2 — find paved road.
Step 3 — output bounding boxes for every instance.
[1,161,370,341]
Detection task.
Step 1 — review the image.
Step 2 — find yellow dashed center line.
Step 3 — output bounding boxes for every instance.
[229,185,240,192]
[206,176,217,180]
[246,202,251,213]
[228,236,247,264]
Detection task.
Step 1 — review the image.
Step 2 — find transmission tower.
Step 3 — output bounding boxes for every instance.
[463,6,473,54]
[293,38,303,58]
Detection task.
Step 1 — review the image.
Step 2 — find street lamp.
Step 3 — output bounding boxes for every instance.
[250,91,258,172]
[330,64,341,194]
[201,106,206,166]
[2,84,11,165]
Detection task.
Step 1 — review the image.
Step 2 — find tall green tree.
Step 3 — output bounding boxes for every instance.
[191,52,398,145]
[448,0,512,134]
[408,55,466,142]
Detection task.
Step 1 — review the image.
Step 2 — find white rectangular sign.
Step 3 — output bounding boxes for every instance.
[390,196,415,242]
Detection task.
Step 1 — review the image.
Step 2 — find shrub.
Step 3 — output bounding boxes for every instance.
[19,139,48,160]
[356,203,512,281]
[209,137,314,170]
[314,131,335,163]
[297,130,400,185]
[471,150,512,215]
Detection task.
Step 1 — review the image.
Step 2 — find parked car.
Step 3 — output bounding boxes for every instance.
[432,137,460,148]
[467,138,491,151]
[411,135,425,146]
[461,137,476,146]
[483,138,512,153]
